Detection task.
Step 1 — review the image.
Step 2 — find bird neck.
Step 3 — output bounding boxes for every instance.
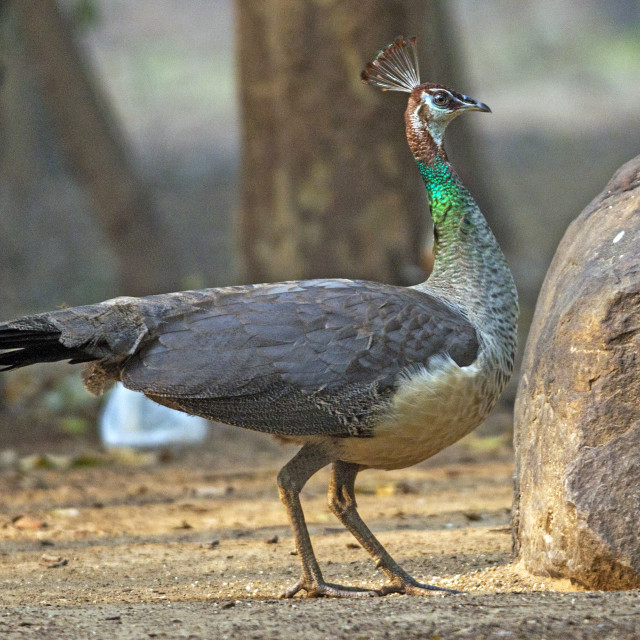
[409,127,518,346]
[405,120,477,259]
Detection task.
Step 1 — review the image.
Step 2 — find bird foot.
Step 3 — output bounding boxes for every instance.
[379,577,461,596]
[280,577,379,599]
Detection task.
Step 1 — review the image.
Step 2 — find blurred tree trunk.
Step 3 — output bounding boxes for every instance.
[235,0,500,284]
[10,0,179,296]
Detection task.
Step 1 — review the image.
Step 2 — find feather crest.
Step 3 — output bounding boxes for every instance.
[361,36,420,93]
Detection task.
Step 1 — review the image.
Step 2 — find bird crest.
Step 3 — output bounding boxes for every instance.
[361,36,420,93]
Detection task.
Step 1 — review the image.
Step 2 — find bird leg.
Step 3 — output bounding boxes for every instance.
[277,444,378,598]
[327,460,460,596]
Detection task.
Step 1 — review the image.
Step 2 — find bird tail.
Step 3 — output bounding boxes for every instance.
[0,293,190,382]
[0,314,97,371]
[0,294,154,373]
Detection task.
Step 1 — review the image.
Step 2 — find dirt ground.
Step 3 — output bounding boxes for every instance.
[1,427,639,640]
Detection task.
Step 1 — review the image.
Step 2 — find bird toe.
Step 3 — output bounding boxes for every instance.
[280,577,379,599]
[379,577,462,596]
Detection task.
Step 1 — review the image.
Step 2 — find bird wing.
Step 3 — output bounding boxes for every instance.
[121,279,478,402]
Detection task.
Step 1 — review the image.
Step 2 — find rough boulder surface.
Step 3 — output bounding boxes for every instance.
[513,154,640,590]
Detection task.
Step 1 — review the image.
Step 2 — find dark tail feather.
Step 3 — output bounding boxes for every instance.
[0,324,95,371]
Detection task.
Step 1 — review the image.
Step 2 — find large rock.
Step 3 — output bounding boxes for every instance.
[513,155,640,590]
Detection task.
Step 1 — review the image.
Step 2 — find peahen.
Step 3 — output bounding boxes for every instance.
[0,37,517,598]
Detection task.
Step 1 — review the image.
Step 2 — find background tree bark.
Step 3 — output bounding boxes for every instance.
[235,0,499,284]
[10,0,180,296]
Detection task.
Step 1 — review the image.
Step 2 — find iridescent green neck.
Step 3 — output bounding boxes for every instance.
[416,155,474,257]
[417,156,467,226]
[407,118,518,385]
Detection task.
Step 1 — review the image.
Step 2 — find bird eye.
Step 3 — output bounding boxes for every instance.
[432,91,451,107]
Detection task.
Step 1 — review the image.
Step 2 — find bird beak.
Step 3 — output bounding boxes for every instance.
[473,100,492,113]
[460,95,491,113]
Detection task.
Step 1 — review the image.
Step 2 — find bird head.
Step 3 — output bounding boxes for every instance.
[362,37,490,147]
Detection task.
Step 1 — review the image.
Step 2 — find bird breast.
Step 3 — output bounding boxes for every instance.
[333,355,492,470]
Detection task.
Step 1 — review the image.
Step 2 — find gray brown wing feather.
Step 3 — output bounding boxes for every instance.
[119,279,478,436]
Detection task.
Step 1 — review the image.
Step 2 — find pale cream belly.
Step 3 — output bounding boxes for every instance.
[334,357,492,470]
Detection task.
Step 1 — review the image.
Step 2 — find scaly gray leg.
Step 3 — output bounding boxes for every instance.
[277,445,378,598]
[327,460,460,595]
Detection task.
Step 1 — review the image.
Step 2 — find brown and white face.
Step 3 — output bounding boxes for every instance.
[407,84,491,145]
[362,37,490,147]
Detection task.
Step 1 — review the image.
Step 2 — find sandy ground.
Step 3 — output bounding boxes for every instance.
[0,428,639,639]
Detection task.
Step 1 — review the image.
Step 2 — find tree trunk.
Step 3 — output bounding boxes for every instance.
[11,0,179,296]
[235,0,498,284]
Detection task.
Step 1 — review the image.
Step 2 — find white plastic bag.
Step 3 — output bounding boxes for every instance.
[100,383,209,449]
